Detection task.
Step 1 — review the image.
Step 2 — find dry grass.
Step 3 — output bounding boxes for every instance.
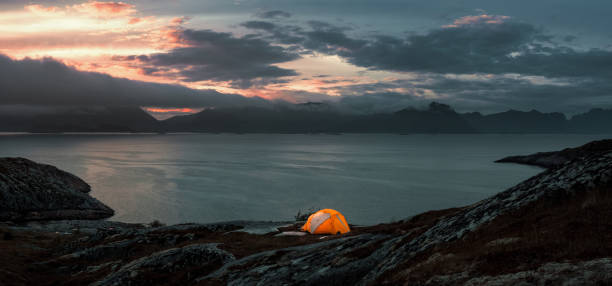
[380,186,612,284]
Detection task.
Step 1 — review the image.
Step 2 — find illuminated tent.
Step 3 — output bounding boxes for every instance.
[301,209,350,234]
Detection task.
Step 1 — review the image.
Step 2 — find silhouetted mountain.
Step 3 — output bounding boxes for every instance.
[0,106,160,132]
[162,105,344,133]
[162,102,475,133]
[393,102,475,133]
[1,103,610,133]
[462,109,568,133]
[568,108,612,133]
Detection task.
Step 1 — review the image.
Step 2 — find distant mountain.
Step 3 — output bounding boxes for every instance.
[162,106,342,133]
[462,109,568,133]
[162,102,475,133]
[568,108,612,133]
[1,103,610,133]
[0,106,160,132]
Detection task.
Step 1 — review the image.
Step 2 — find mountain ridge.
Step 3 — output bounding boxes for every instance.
[2,102,611,134]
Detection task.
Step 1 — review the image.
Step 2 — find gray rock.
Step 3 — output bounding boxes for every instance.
[426,258,612,286]
[92,243,235,286]
[202,151,612,285]
[60,237,143,261]
[149,220,293,234]
[359,151,612,284]
[11,220,142,235]
[496,139,612,168]
[0,157,114,221]
[201,234,392,285]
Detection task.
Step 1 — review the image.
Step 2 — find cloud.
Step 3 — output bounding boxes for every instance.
[128,17,142,24]
[119,28,301,88]
[240,21,304,45]
[0,54,271,108]
[442,14,510,28]
[25,4,62,14]
[317,73,612,114]
[333,92,425,114]
[85,1,134,14]
[235,14,612,113]
[25,1,136,18]
[417,75,612,114]
[170,16,190,25]
[257,10,291,19]
[244,15,612,79]
[241,20,277,31]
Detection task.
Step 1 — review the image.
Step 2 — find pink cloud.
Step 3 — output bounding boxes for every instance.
[90,1,134,14]
[24,1,136,18]
[443,14,510,28]
[24,4,63,15]
[170,17,190,25]
[78,1,134,16]
[129,17,142,24]
[70,1,136,18]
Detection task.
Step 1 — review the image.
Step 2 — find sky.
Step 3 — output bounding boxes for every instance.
[1,0,611,118]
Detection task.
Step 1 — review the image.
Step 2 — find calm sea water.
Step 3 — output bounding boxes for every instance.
[0,133,609,225]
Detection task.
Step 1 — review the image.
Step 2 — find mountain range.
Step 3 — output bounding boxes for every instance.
[1,102,611,134]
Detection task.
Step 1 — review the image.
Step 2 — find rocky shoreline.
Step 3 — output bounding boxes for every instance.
[0,157,114,221]
[495,139,612,168]
[1,140,611,285]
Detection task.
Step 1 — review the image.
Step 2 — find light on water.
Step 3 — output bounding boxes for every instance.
[0,133,609,225]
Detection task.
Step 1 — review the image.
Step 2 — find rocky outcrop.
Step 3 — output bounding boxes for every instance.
[425,258,612,285]
[496,139,612,168]
[92,243,234,286]
[198,149,612,285]
[0,157,114,221]
[201,233,393,285]
[1,142,611,285]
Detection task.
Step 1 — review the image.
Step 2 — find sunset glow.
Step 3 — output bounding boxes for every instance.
[0,2,189,96]
[144,107,200,113]
[0,0,420,112]
[1,0,609,116]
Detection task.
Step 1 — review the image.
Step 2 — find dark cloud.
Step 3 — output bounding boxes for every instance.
[353,23,611,78]
[301,22,366,53]
[564,35,577,42]
[236,15,612,113]
[318,74,612,114]
[257,10,292,19]
[418,76,612,114]
[244,18,612,79]
[241,21,277,31]
[240,21,305,45]
[333,92,425,114]
[119,29,300,88]
[0,54,270,108]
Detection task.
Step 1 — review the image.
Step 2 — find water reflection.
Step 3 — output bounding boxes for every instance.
[0,133,609,225]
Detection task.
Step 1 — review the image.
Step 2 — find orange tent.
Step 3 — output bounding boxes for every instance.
[301,209,350,234]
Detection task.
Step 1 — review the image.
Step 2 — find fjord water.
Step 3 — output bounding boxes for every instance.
[1,133,609,225]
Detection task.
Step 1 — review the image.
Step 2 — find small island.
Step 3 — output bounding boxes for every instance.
[1,140,611,285]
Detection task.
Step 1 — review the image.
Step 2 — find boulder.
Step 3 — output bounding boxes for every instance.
[0,157,114,221]
[92,243,235,286]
